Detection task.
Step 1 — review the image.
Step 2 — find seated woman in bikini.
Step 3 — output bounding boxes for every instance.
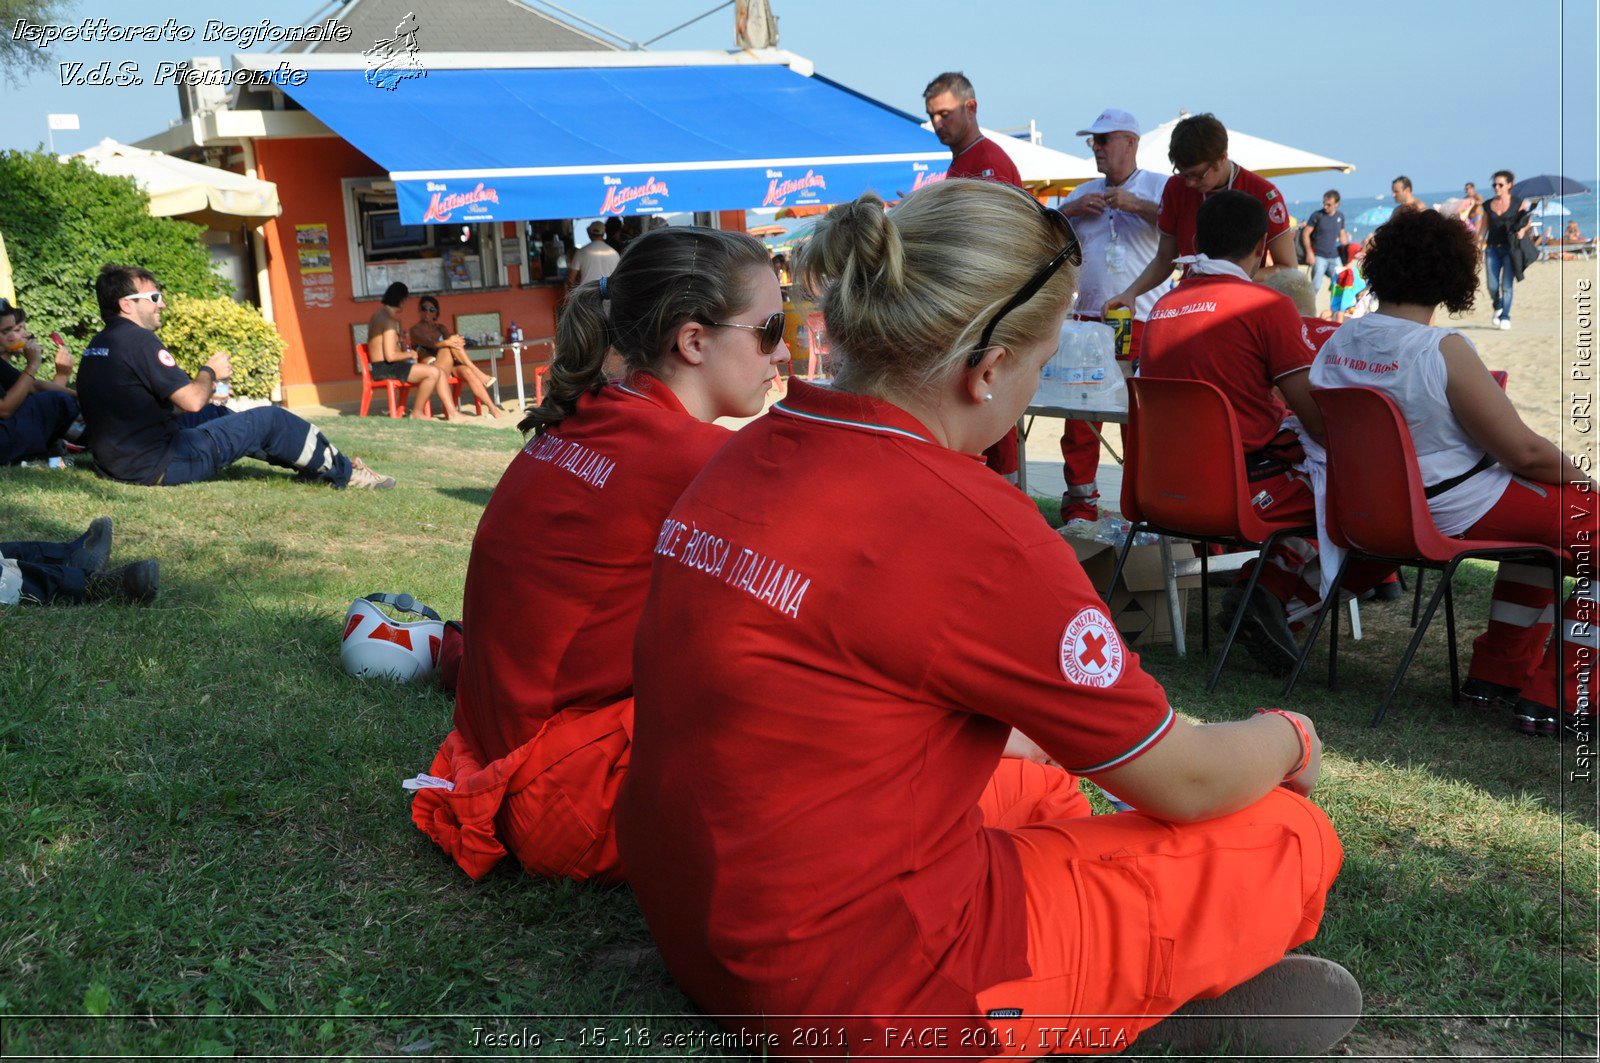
[407,296,512,417]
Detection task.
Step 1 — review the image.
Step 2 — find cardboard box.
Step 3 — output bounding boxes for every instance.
[1061,533,1199,648]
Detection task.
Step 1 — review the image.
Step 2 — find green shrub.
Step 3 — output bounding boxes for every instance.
[158,295,285,400]
[0,150,229,348]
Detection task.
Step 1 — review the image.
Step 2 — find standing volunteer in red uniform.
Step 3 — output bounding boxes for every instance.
[924,70,1025,479]
[618,181,1359,1060]
[1106,112,1298,317]
[408,227,787,883]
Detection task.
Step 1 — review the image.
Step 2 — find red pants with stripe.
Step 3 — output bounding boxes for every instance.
[1058,320,1143,507]
[1241,468,1392,620]
[1459,477,1596,714]
[411,700,633,883]
[972,767,1342,1058]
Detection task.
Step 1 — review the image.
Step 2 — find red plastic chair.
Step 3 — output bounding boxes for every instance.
[1108,377,1317,691]
[1407,369,1510,626]
[1283,386,1562,725]
[356,342,422,418]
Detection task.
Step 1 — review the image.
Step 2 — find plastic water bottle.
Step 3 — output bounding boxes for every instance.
[1080,343,1107,406]
[1062,333,1086,400]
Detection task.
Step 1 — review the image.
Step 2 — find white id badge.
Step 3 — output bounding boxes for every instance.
[1105,242,1127,273]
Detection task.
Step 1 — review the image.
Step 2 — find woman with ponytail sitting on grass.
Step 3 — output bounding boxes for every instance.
[617,182,1358,1059]
[408,226,788,883]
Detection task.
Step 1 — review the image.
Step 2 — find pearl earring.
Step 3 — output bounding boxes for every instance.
[983,393,994,402]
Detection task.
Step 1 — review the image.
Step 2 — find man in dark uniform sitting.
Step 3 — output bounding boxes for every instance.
[76,264,394,490]
[0,301,81,465]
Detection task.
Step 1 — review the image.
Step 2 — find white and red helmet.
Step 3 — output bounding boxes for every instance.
[341,593,444,682]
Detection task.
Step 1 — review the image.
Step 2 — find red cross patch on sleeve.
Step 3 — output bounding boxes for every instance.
[157,349,177,367]
[1059,606,1125,688]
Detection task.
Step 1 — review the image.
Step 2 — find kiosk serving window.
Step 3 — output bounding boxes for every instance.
[344,180,505,297]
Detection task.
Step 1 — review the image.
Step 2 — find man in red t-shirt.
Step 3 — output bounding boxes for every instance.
[1140,190,1340,674]
[1106,113,1297,319]
[925,71,1023,187]
[924,70,1024,478]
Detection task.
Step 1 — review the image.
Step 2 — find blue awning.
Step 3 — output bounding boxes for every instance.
[271,63,950,223]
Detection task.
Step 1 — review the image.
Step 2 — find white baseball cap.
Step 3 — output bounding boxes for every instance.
[1076,109,1141,137]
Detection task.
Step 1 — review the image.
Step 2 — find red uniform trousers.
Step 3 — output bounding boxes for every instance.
[986,427,1020,477]
[1059,320,1143,512]
[1243,466,1392,620]
[974,788,1342,1059]
[411,700,633,883]
[1458,477,1596,715]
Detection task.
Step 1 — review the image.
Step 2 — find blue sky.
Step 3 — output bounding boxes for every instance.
[3,0,1595,205]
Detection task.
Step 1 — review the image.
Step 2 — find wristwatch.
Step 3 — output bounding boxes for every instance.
[196,365,217,381]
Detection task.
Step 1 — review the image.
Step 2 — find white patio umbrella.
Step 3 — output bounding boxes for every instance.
[980,129,1100,195]
[920,125,1100,196]
[75,139,281,226]
[1136,114,1354,178]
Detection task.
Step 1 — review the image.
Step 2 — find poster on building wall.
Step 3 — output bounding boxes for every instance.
[295,223,334,309]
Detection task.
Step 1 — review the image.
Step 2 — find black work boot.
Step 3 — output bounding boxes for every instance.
[67,516,113,573]
[86,559,159,603]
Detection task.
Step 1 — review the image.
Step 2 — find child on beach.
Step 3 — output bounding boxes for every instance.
[1329,242,1371,323]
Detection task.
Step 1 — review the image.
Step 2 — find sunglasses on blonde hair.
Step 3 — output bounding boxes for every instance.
[968,199,1081,367]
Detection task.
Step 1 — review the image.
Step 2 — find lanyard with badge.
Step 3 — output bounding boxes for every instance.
[1102,170,1137,275]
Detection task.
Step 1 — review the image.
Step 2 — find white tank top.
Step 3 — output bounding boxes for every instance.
[1309,313,1511,536]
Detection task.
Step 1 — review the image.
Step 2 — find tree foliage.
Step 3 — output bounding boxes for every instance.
[0,149,230,347]
[158,295,285,401]
[1,1,76,87]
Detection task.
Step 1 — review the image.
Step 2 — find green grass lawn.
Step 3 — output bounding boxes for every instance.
[2,415,1595,1060]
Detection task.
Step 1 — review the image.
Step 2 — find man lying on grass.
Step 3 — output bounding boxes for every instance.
[75,264,394,490]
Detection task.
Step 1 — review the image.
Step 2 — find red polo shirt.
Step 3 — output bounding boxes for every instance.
[1303,316,1341,353]
[454,376,729,761]
[617,379,1174,1057]
[1139,274,1319,451]
[1157,164,1290,260]
[947,136,1023,187]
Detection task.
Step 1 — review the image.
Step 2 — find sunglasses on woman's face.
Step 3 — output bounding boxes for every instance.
[705,311,786,355]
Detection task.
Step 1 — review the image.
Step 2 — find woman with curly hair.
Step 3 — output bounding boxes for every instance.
[408,226,788,883]
[1311,208,1593,736]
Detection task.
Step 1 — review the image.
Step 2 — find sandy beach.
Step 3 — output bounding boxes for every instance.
[1021,256,1599,499]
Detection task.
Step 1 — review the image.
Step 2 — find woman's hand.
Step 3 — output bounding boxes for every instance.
[1271,710,1322,797]
[1002,728,1060,767]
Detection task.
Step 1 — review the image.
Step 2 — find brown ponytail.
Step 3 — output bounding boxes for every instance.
[520,225,770,434]
[519,281,610,433]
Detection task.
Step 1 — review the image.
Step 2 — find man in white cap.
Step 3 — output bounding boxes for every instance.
[1055,108,1168,525]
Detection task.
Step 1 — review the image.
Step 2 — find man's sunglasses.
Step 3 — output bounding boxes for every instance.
[968,201,1081,367]
[705,311,786,355]
[124,291,165,305]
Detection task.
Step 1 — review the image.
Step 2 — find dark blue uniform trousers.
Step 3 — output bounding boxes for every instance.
[1,533,89,603]
[161,405,353,487]
[0,391,78,465]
